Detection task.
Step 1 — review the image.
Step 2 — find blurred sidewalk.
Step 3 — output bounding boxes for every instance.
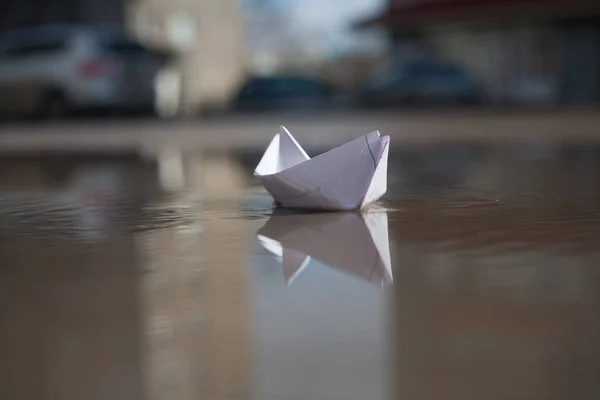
[1,108,600,155]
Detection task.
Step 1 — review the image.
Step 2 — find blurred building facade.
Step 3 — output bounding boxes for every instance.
[321,54,388,88]
[128,0,245,114]
[357,0,600,106]
[1,0,245,114]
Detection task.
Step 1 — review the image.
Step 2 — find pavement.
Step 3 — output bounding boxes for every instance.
[1,109,600,155]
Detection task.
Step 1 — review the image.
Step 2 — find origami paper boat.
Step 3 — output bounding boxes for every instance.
[254,126,390,210]
[257,209,393,286]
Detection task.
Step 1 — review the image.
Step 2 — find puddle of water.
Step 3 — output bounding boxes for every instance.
[0,145,599,400]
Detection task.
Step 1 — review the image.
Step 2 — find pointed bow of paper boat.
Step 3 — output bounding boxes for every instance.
[254,126,390,211]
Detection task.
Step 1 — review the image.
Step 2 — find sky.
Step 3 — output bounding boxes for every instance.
[286,0,386,54]
[244,0,387,57]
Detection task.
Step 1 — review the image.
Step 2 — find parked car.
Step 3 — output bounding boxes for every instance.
[0,24,171,119]
[233,75,339,112]
[357,61,484,108]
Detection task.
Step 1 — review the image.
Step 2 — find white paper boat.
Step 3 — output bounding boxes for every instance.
[254,126,390,211]
[257,209,393,286]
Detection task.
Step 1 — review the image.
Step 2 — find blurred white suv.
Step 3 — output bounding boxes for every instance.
[0,24,171,119]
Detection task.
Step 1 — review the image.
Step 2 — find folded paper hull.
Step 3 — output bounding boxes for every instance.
[254,126,390,211]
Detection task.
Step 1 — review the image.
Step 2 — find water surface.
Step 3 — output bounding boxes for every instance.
[0,145,599,400]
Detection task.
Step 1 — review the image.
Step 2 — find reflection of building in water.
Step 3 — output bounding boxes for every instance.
[389,214,600,399]
[137,194,251,400]
[462,146,600,200]
[0,157,159,400]
[149,148,250,200]
[0,157,158,195]
[392,145,600,201]
[0,155,252,400]
[0,225,144,400]
[185,152,249,202]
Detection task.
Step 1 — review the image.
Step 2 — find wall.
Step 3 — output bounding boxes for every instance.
[129,0,245,114]
[426,24,562,105]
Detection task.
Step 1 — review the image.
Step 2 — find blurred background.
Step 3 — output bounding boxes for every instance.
[2,2,600,400]
[2,0,600,119]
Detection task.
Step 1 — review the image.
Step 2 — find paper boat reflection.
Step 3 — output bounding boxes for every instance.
[257,210,393,286]
[254,126,390,211]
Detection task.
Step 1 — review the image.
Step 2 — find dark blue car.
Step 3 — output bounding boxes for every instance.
[359,61,484,107]
[233,76,335,112]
